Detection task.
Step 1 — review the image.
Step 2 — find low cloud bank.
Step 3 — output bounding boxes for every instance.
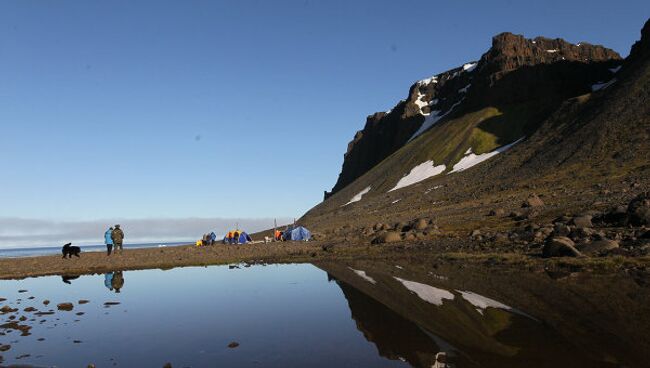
[0,217,293,248]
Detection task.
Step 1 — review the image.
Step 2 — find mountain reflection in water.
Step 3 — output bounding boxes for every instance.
[319,261,650,368]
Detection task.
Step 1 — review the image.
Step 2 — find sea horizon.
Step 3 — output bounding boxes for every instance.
[0,241,194,258]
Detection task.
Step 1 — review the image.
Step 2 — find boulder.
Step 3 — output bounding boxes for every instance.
[542,236,582,258]
[372,231,402,244]
[598,205,629,226]
[628,192,650,226]
[577,239,619,255]
[57,303,74,311]
[488,209,505,216]
[571,215,593,228]
[0,306,17,314]
[553,223,571,236]
[522,194,544,208]
[413,218,429,230]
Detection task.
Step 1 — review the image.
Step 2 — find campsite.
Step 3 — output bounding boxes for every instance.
[2,2,650,367]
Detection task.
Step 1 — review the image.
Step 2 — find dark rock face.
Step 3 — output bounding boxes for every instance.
[327,32,622,198]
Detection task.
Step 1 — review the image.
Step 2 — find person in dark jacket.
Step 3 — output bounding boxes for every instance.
[111,225,125,254]
[233,231,240,245]
[105,227,114,255]
[209,232,216,246]
[111,271,124,293]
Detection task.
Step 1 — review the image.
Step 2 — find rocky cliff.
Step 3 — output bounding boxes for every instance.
[327,32,622,198]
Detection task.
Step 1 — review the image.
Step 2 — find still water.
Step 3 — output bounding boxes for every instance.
[1,262,649,367]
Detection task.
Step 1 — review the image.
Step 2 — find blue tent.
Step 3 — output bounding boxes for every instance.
[283,226,311,241]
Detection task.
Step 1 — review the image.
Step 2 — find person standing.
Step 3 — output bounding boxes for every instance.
[104,226,114,255]
[209,231,216,246]
[104,272,114,291]
[112,271,124,293]
[111,224,125,254]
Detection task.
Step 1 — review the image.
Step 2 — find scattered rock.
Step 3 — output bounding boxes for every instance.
[553,223,571,237]
[542,236,582,258]
[227,341,240,348]
[78,300,90,305]
[43,300,50,306]
[488,209,505,216]
[577,239,619,255]
[413,218,429,230]
[372,231,402,244]
[628,192,650,226]
[163,363,172,368]
[0,306,17,314]
[522,194,544,208]
[23,307,37,313]
[17,290,27,293]
[571,215,593,228]
[103,302,120,307]
[57,303,74,311]
[0,345,10,352]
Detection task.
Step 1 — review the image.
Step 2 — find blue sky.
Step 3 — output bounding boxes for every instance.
[0,1,648,245]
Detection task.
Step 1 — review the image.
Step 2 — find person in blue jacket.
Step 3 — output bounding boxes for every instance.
[210,232,216,246]
[105,226,114,255]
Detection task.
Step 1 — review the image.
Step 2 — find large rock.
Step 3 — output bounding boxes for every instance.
[628,192,650,226]
[57,303,74,311]
[577,239,619,255]
[413,218,429,230]
[571,215,593,228]
[372,231,402,244]
[522,194,544,208]
[542,236,583,258]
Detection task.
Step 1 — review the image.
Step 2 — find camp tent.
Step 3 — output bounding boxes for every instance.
[223,230,252,244]
[283,226,311,241]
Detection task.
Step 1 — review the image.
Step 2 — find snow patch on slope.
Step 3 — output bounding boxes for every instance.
[409,99,464,142]
[592,78,617,91]
[458,290,512,313]
[343,186,371,206]
[450,137,524,173]
[609,65,622,74]
[462,62,477,72]
[417,76,438,86]
[390,161,446,192]
[349,267,376,284]
[394,277,454,306]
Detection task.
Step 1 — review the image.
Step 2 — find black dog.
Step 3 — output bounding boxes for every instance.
[62,243,81,259]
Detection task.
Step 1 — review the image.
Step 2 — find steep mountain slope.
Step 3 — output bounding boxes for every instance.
[303,19,649,238]
[327,33,621,198]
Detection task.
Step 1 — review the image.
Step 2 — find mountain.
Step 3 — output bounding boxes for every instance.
[303,19,649,245]
[326,32,622,199]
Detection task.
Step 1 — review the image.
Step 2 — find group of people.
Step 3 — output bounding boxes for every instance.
[104,225,125,256]
[104,271,124,293]
[198,232,217,246]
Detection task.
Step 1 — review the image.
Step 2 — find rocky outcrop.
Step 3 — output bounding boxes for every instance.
[327,32,622,198]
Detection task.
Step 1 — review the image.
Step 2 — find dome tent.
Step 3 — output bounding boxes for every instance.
[223,230,253,244]
[283,226,311,241]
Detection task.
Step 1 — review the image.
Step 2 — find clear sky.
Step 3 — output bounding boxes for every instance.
[1,1,648,246]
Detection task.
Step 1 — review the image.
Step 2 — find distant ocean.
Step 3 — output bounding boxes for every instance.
[0,241,193,258]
